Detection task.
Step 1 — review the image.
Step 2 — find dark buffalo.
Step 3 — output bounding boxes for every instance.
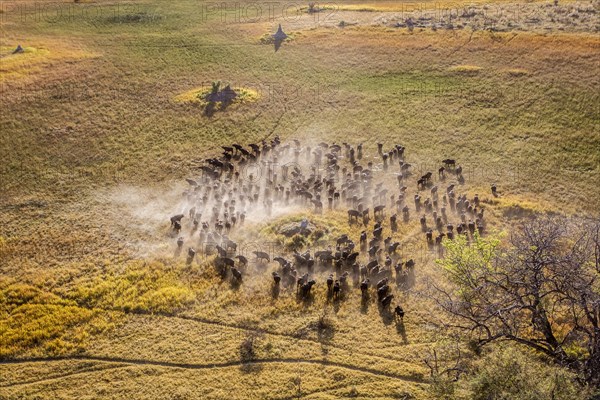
[333,280,341,298]
[301,280,316,298]
[360,279,370,295]
[170,214,184,226]
[231,267,242,282]
[395,305,405,320]
[272,272,281,285]
[253,251,270,263]
[377,284,389,300]
[326,274,334,291]
[442,159,455,168]
[381,294,394,307]
[217,257,235,268]
[376,277,389,289]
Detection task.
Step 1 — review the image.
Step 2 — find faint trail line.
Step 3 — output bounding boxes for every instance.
[0,364,129,388]
[446,30,474,58]
[132,311,430,367]
[274,380,370,400]
[0,355,426,383]
[263,105,287,142]
[2,300,428,366]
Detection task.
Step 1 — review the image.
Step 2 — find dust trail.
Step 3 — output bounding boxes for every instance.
[101,135,471,300]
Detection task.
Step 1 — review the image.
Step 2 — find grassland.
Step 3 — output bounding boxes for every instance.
[1,0,599,398]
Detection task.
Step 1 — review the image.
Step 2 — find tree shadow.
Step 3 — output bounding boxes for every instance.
[274,38,284,52]
[240,361,263,374]
[203,100,216,117]
[220,98,233,111]
[316,316,335,346]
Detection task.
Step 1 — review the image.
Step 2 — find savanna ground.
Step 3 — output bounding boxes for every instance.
[0,0,599,398]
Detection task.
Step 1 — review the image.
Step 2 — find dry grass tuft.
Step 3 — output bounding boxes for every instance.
[448,65,483,75]
[505,68,530,77]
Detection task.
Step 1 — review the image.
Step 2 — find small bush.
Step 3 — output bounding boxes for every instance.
[428,376,456,399]
[285,234,307,252]
[310,229,326,242]
[314,312,336,342]
[239,331,263,362]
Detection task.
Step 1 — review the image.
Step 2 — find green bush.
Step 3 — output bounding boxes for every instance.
[285,234,307,252]
[467,346,587,400]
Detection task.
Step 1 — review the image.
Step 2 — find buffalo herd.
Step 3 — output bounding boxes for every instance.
[168,137,495,322]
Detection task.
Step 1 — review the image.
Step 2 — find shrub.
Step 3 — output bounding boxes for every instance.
[429,376,456,399]
[239,331,263,362]
[285,234,307,252]
[467,346,587,400]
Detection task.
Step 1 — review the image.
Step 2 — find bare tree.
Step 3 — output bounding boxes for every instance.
[430,217,600,386]
[424,338,468,381]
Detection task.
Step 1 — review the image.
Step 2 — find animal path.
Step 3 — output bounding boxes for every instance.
[4,292,428,366]
[0,363,129,388]
[152,311,420,363]
[0,355,426,384]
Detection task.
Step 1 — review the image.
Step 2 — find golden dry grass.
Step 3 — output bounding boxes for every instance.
[174,86,260,105]
[309,0,559,13]
[0,40,96,84]
[0,0,598,398]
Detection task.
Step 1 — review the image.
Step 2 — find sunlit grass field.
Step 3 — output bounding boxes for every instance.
[1,0,599,398]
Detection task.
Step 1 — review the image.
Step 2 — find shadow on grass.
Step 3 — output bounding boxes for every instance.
[378,304,394,326]
[230,278,241,291]
[239,332,265,374]
[203,98,233,118]
[360,295,370,314]
[203,101,216,117]
[333,298,341,314]
[271,284,280,300]
[297,293,315,309]
[396,320,409,344]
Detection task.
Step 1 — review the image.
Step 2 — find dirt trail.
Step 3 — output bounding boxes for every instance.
[0,364,129,388]
[0,355,426,385]
[3,279,431,366]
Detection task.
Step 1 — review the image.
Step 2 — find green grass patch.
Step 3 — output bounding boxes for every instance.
[67,260,198,314]
[0,279,117,358]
